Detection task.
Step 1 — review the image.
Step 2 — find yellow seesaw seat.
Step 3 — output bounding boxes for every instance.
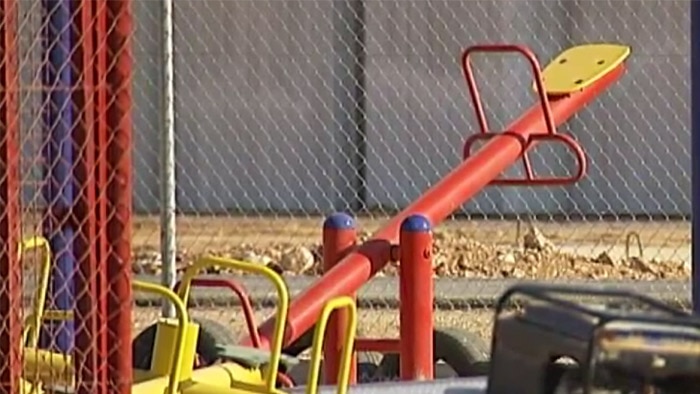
[536,43,631,94]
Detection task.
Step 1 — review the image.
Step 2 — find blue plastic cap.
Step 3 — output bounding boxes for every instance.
[400,214,431,232]
[323,212,355,229]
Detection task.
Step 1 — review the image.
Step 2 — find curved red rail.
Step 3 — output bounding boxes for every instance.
[174,277,261,348]
[461,44,556,136]
[461,44,588,186]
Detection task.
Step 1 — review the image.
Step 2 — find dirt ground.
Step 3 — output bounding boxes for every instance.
[128,215,688,348]
[132,306,494,353]
[132,215,690,251]
[131,215,690,280]
[16,215,693,383]
[18,215,691,352]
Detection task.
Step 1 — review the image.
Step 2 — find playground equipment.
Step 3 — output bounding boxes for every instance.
[114,42,632,388]
[18,236,53,349]
[19,256,357,394]
[132,276,271,372]
[132,256,301,387]
[240,42,632,384]
[14,42,633,393]
[17,236,52,394]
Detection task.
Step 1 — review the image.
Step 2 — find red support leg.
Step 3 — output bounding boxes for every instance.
[106,1,134,392]
[94,0,110,388]
[0,1,21,391]
[399,214,434,381]
[72,1,108,392]
[322,213,358,385]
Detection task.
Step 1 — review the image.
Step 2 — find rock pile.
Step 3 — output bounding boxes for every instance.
[132,225,689,280]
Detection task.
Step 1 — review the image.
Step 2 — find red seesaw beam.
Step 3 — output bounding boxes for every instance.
[246,60,627,350]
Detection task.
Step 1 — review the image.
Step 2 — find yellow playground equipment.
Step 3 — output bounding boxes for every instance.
[17,236,53,394]
[19,252,358,394]
[18,236,54,349]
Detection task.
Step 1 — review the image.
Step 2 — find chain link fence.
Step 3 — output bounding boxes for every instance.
[5,0,690,386]
[6,0,133,391]
[127,0,692,356]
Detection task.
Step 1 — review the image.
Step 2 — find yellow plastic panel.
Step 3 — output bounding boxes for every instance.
[22,348,73,386]
[132,363,265,394]
[151,318,200,380]
[538,43,631,94]
[132,280,191,394]
[178,381,275,394]
[21,378,43,394]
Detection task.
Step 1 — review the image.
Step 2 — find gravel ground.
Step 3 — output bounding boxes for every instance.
[19,215,690,342]
[131,216,689,281]
[18,216,691,373]
[133,307,494,344]
[13,215,692,385]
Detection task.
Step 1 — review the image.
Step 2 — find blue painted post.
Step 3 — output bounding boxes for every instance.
[322,212,358,384]
[41,0,75,351]
[399,214,434,380]
[693,0,700,314]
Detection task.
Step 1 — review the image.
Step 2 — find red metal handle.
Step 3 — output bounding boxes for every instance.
[276,373,295,388]
[173,278,261,348]
[463,132,587,186]
[174,278,296,387]
[461,44,556,136]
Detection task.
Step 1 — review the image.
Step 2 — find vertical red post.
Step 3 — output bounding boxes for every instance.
[399,214,434,381]
[94,2,110,389]
[71,1,98,394]
[322,212,358,385]
[0,1,20,392]
[74,0,113,392]
[94,0,109,259]
[106,0,133,392]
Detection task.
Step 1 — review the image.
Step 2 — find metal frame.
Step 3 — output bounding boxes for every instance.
[37,1,134,393]
[250,43,630,364]
[160,0,177,319]
[321,213,436,383]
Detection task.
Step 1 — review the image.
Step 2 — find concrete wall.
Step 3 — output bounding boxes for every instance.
[129,0,691,216]
[360,0,689,217]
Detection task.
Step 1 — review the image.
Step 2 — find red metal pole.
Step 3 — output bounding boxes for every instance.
[250,60,627,350]
[72,1,108,392]
[94,0,110,389]
[399,215,434,381]
[0,1,21,391]
[322,213,358,385]
[106,0,134,392]
[354,339,400,353]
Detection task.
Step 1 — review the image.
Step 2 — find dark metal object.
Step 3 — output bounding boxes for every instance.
[487,284,700,394]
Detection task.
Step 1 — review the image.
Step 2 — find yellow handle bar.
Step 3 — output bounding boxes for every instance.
[178,256,289,393]
[18,236,52,348]
[132,280,189,394]
[306,296,358,394]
